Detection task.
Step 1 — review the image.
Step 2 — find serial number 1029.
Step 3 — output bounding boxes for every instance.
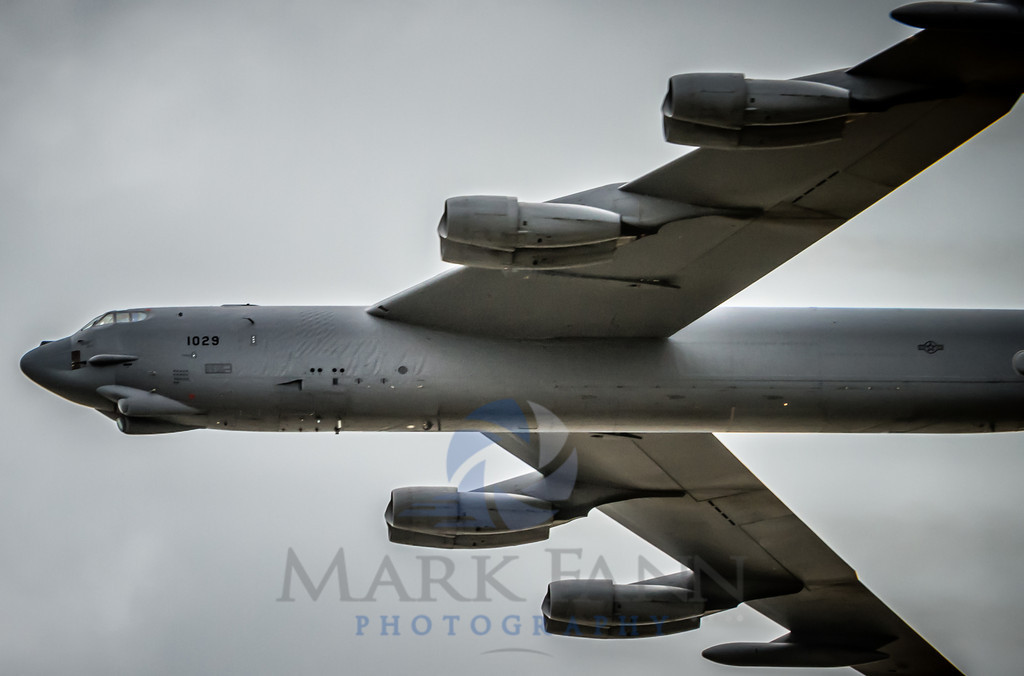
[187,336,220,346]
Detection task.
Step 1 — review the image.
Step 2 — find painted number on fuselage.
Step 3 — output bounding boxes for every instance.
[187,336,220,346]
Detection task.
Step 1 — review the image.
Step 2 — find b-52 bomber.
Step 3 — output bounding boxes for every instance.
[20,2,1024,673]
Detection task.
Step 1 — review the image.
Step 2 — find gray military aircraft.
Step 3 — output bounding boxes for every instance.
[19,1,1024,673]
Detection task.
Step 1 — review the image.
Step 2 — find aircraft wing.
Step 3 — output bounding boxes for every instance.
[480,430,962,675]
[370,29,1023,339]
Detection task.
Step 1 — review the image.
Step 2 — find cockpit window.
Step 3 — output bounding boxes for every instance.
[81,309,150,331]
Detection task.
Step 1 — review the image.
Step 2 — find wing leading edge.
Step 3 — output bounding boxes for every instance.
[370,24,1023,339]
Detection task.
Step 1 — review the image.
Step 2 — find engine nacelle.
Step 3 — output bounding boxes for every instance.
[542,579,705,638]
[664,73,852,129]
[438,196,623,270]
[386,525,551,549]
[385,486,555,549]
[662,73,851,149]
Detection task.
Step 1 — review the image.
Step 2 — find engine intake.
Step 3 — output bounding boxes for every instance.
[385,486,555,549]
[438,196,623,269]
[662,73,852,149]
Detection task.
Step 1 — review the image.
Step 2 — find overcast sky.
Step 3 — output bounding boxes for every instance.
[3,1,1024,674]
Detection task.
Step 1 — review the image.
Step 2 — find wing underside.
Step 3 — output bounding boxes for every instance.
[373,12,1021,674]
[370,27,1022,339]
[481,430,963,675]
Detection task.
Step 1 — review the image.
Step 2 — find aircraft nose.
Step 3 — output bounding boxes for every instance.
[20,337,72,388]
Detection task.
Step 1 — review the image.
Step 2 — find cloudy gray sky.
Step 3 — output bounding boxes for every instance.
[3,1,1023,674]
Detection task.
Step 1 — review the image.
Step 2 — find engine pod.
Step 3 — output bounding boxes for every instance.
[386,486,555,536]
[438,196,625,269]
[542,579,706,638]
[663,73,851,129]
[439,238,620,270]
[439,196,622,250]
[663,116,847,149]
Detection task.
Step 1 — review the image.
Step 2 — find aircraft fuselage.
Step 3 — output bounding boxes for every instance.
[21,305,1024,435]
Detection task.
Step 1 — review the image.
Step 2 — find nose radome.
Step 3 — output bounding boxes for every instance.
[20,337,72,388]
[20,345,45,384]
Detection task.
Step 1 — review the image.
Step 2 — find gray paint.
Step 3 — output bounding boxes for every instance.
[23,302,1024,674]
[20,307,1024,436]
[6,1,1024,675]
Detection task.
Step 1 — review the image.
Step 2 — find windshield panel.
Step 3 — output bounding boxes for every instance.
[80,309,151,331]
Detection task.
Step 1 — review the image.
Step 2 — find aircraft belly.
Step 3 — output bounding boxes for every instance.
[99,306,1024,434]
[420,380,1021,434]
[197,372,1023,434]
[245,307,1024,434]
